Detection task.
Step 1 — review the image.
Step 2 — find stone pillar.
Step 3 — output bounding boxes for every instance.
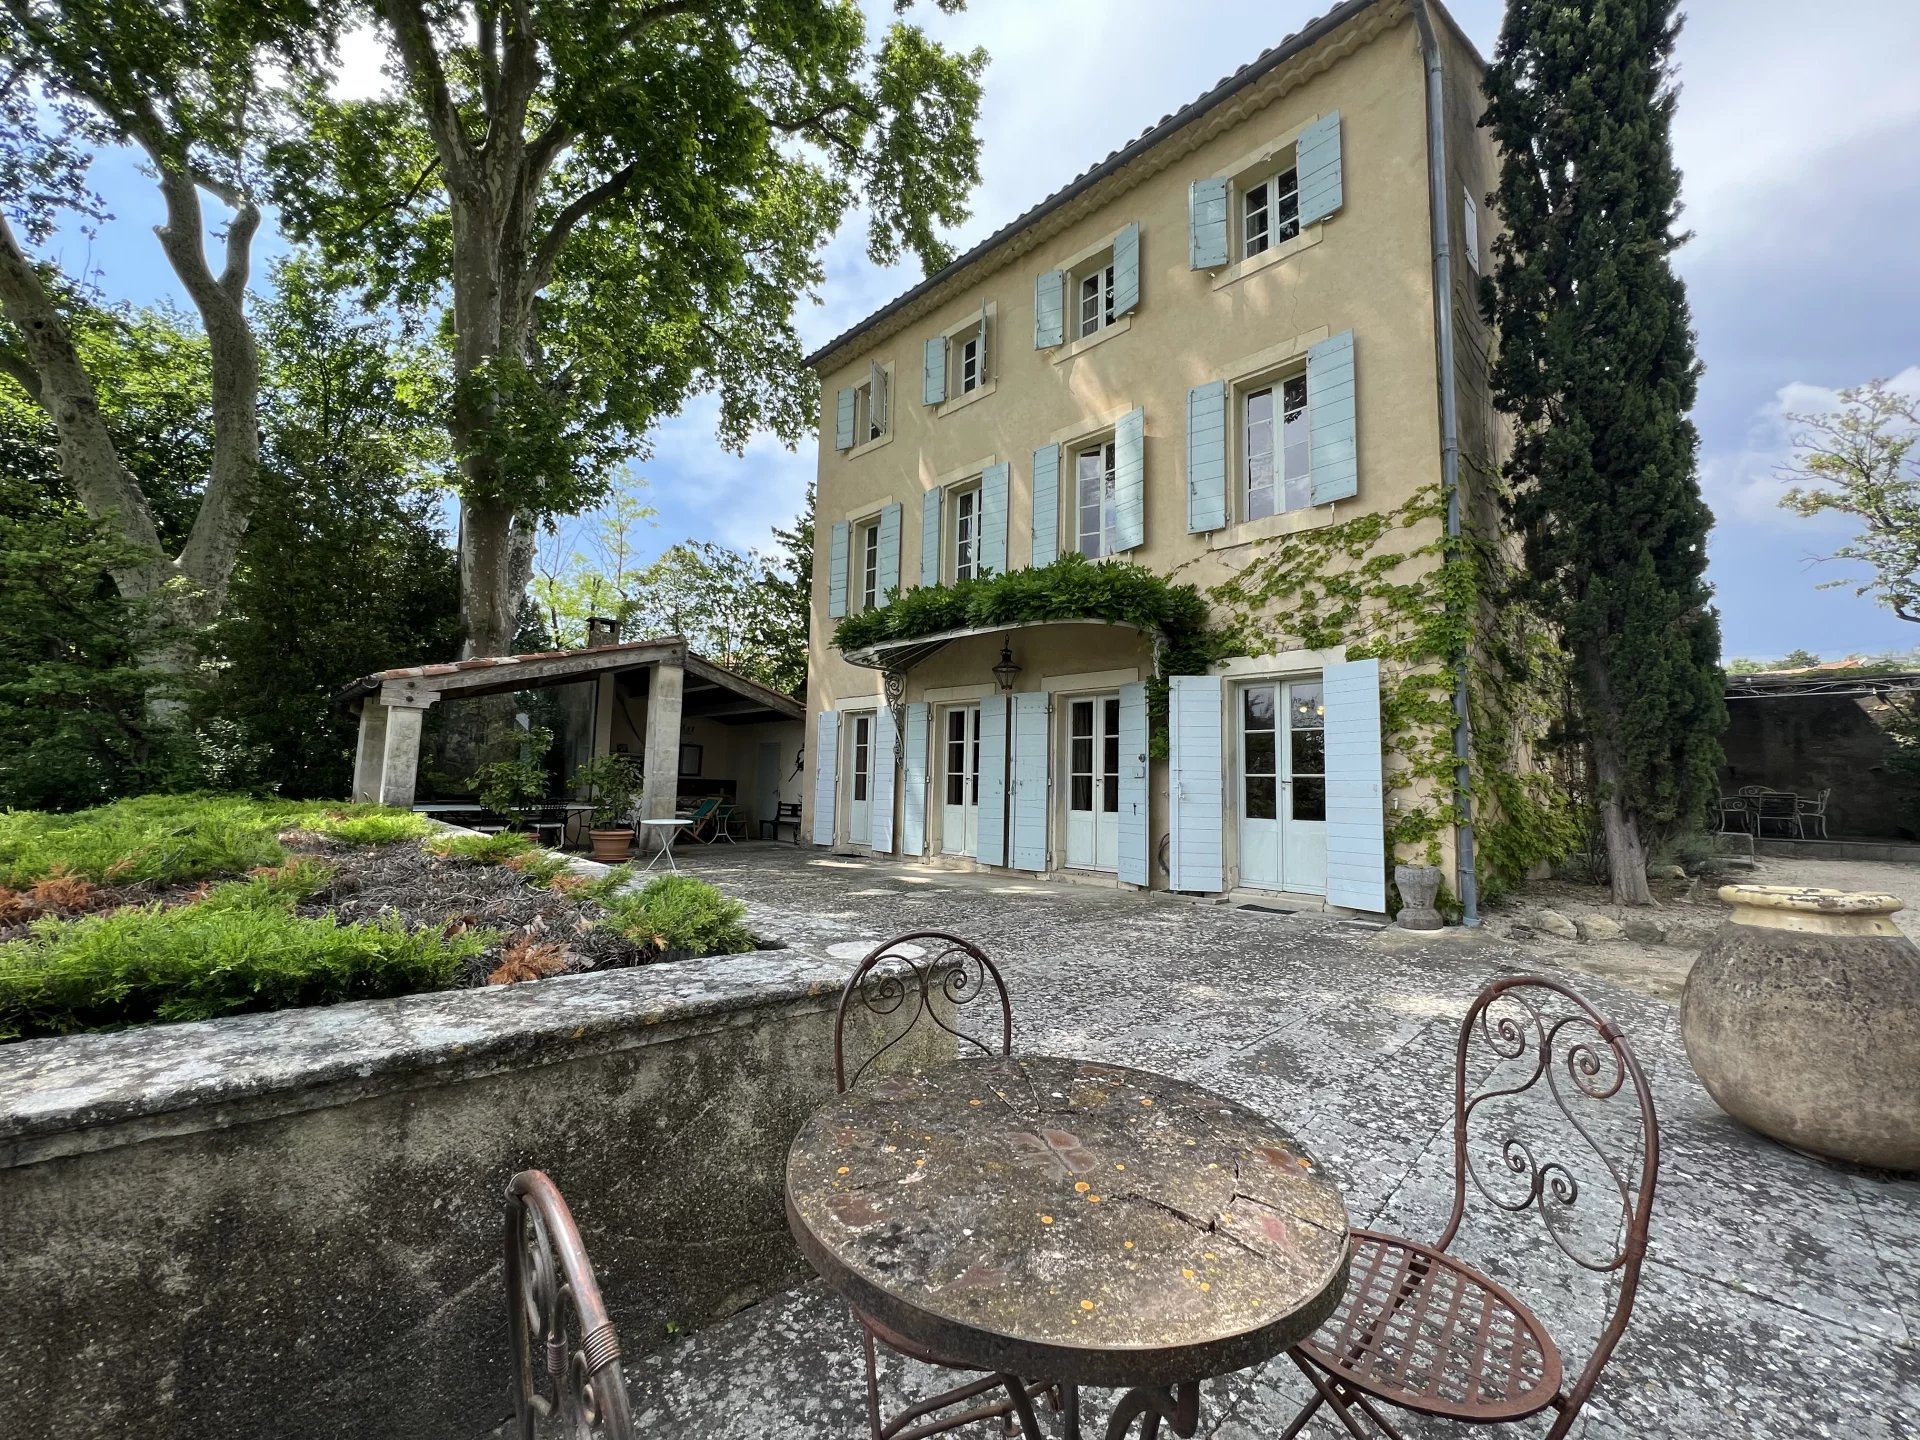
[351,702,389,803]
[639,662,684,851]
[374,682,441,808]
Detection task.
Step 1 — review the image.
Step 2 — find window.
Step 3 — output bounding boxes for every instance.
[1243,373,1310,520]
[958,332,983,394]
[945,709,968,806]
[1241,163,1300,259]
[1075,261,1116,338]
[854,365,889,443]
[1289,682,1326,822]
[852,715,871,802]
[859,519,881,609]
[951,484,980,581]
[1074,439,1119,558]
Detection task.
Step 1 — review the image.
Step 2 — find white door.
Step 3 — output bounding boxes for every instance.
[1064,694,1122,871]
[940,704,981,856]
[1237,680,1329,894]
[847,713,873,847]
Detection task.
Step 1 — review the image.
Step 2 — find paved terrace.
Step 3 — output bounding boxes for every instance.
[615,845,1919,1439]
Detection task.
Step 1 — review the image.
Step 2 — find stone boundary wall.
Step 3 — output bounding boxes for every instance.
[0,938,939,1440]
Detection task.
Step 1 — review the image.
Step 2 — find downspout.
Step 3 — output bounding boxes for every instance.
[1410,0,1479,927]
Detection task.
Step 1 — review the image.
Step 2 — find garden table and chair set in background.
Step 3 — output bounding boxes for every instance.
[503,934,1660,1440]
[1716,785,1832,842]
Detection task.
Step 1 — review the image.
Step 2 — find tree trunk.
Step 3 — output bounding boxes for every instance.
[1586,656,1656,906]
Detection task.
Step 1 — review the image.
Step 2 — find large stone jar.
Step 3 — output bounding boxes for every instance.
[1683,885,1920,1171]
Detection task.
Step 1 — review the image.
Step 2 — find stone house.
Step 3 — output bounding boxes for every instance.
[802,0,1509,915]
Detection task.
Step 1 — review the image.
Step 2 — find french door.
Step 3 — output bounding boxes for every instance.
[1064,694,1121,872]
[941,705,981,856]
[847,713,873,847]
[1236,679,1328,894]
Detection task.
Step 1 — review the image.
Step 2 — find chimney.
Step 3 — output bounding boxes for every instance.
[586,616,622,646]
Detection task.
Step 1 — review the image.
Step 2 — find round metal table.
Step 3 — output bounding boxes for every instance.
[786,1054,1351,1439]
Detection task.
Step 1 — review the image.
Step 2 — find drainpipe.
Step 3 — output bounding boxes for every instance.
[1410,0,1479,927]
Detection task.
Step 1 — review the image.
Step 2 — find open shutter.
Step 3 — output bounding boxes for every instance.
[976,302,990,375]
[876,502,901,605]
[979,460,1009,576]
[901,702,930,856]
[827,521,850,618]
[921,487,941,589]
[869,362,889,433]
[1030,443,1060,568]
[1112,407,1145,552]
[871,706,897,854]
[1308,330,1358,505]
[1187,380,1227,532]
[1323,658,1386,912]
[1034,270,1065,349]
[923,336,947,406]
[1297,111,1344,225]
[1189,177,1229,269]
[1167,675,1224,892]
[1118,681,1149,886]
[1011,692,1049,871]
[834,388,855,450]
[811,711,840,846]
[1462,190,1480,274]
[977,698,1008,866]
[1112,222,1141,316]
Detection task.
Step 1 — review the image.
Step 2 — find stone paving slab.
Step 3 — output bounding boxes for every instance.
[619,846,1919,1439]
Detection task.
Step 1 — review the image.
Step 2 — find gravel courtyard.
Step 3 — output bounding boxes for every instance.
[618,846,1919,1439]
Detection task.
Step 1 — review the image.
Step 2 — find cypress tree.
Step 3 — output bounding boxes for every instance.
[1481,0,1725,905]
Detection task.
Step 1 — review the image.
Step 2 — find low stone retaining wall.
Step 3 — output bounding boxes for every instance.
[0,940,938,1440]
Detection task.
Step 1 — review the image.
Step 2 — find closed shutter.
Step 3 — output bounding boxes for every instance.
[871,705,897,854]
[1034,270,1065,349]
[1167,674,1224,892]
[1010,692,1049,871]
[924,335,947,406]
[1189,177,1229,269]
[1118,681,1149,886]
[900,702,931,856]
[869,361,889,432]
[811,711,840,846]
[1030,443,1060,567]
[1297,111,1344,225]
[1307,330,1358,504]
[921,486,941,589]
[1187,380,1227,532]
[979,460,1009,576]
[876,502,902,605]
[828,520,850,618]
[977,697,1008,866]
[1112,407,1146,552]
[834,387,855,450]
[1112,221,1141,317]
[1323,658,1386,912]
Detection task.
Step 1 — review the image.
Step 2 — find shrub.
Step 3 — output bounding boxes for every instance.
[200,860,337,911]
[424,830,539,865]
[595,874,755,958]
[487,936,568,985]
[307,810,431,846]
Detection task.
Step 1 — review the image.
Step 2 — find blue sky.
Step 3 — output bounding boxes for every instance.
[35,0,1920,662]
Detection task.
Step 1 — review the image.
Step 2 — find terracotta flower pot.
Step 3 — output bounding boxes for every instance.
[1683,885,1920,1171]
[587,827,633,864]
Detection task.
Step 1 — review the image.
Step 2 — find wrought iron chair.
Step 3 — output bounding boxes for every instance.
[1796,787,1832,840]
[1754,792,1801,839]
[505,1169,636,1440]
[832,932,1057,1440]
[1280,975,1660,1440]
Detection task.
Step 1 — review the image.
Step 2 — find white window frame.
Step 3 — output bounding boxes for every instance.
[950,482,981,582]
[957,332,983,394]
[1072,437,1120,559]
[1240,160,1301,260]
[1075,260,1116,339]
[1241,371,1311,522]
[858,517,882,609]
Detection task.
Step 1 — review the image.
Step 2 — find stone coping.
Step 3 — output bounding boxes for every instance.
[1717,884,1905,915]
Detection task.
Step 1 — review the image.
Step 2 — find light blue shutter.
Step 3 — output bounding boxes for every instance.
[869,362,889,432]
[1011,692,1049,871]
[1112,222,1140,316]
[1112,407,1145,552]
[923,336,947,406]
[977,698,1008,866]
[871,706,897,854]
[1118,681,1149,886]
[1308,330,1357,504]
[901,702,930,856]
[827,521,850,618]
[1187,381,1227,532]
[1167,675,1223,892]
[834,388,855,450]
[876,502,902,605]
[1297,111,1344,225]
[1189,177,1229,269]
[921,487,941,588]
[1323,658,1386,912]
[979,460,1009,576]
[1030,443,1060,567]
[1034,270,1065,349]
[811,711,840,846]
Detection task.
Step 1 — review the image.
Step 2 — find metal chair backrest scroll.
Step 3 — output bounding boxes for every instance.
[832,931,1014,1093]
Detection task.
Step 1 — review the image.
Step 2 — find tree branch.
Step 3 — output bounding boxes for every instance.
[0,346,44,407]
[377,0,479,188]
[528,162,638,292]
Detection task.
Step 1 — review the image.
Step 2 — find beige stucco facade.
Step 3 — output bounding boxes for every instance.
[802,0,1504,912]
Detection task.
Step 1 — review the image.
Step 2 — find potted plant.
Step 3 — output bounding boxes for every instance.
[572,753,644,863]
[471,724,554,831]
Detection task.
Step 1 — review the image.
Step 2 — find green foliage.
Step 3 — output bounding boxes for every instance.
[470,724,555,819]
[1481,0,1725,864]
[306,810,431,846]
[422,830,540,866]
[593,873,755,958]
[197,859,336,911]
[571,753,643,829]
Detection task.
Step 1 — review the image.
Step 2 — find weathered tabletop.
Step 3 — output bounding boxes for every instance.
[785,1054,1351,1395]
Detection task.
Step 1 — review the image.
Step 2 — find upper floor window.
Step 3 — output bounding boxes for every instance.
[1074,438,1119,558]
[1076,262,1116,339]
[1242,162,1300,259]
[958,331,984,394]
[1244,374,1310,521]
[854,378,884,443]
[951,483,980,581]
[859,517,882,608]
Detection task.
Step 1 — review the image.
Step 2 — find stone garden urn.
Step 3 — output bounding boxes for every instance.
[1393,863,1445,930]
[1682,885,1920,1171]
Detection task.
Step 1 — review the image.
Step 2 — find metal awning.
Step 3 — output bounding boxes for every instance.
[842,617,1162,673]
[1725,671,1920,701]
